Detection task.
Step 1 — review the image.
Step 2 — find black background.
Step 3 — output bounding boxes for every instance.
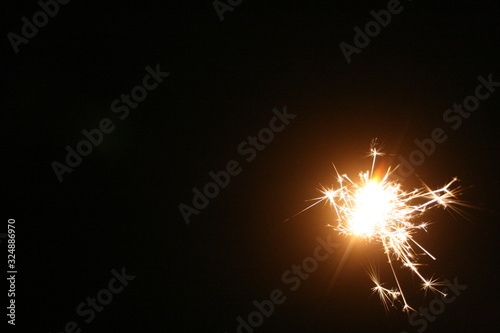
[2,0,500,332]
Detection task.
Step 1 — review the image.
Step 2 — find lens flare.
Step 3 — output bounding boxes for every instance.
[305,141,462,312]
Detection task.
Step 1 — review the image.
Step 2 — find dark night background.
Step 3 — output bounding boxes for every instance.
[2,0,499,332]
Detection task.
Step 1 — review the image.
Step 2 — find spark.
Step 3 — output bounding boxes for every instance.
[313,141,461,312]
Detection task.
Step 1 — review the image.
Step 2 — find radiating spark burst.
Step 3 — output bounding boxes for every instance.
[315,142,461,312]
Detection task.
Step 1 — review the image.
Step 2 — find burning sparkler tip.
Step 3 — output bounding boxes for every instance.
[309,142,461,312]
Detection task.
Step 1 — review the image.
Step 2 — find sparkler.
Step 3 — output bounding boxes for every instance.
[306,141,461,312]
